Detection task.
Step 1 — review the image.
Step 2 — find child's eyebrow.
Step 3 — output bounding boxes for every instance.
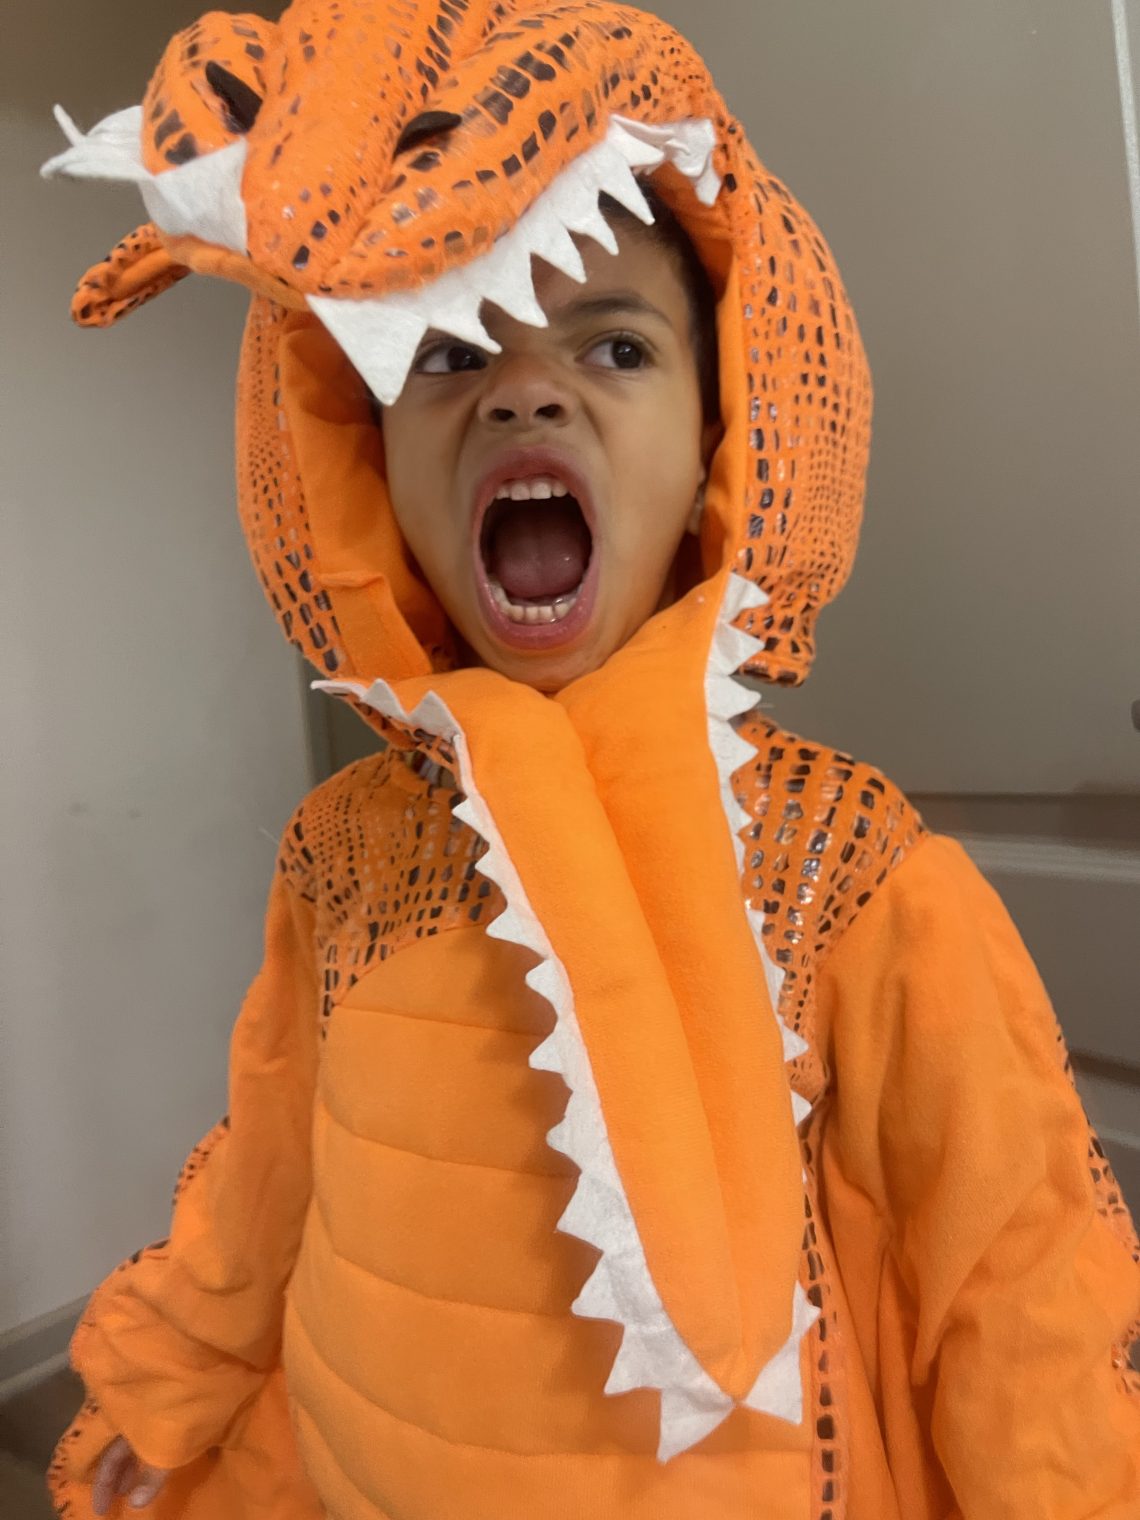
[548,290,674,328]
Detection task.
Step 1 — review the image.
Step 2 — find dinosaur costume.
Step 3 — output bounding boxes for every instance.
[41,3,1140,1516]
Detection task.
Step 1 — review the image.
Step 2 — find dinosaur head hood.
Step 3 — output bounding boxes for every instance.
[44,0,872,1463]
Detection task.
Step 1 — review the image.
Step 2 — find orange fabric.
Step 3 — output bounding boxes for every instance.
[817,836,1140,1517]
[47,0,1139,1516]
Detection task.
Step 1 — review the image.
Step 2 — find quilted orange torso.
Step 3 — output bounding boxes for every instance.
[255,730,924,1518]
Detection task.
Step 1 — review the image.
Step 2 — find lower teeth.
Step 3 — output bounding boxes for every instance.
[488,578,580,625]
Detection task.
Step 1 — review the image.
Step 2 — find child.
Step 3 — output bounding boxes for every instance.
[41,2,1140,1517]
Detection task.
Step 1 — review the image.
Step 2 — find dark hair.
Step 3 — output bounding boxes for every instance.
[598,182,720,423]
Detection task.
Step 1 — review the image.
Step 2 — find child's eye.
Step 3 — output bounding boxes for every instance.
[413,341,488,375]
[584,335,649,371]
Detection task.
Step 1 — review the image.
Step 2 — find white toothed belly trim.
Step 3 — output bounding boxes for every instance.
[40,104,249,255]
[312,675,736,1462]
[307,114,720,407]
[703,570,820,1419]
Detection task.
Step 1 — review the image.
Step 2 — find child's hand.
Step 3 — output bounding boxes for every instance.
[92,1436,171,1514]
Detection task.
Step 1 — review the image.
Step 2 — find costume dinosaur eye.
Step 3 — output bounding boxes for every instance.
[395,110,463,155]
[204,61,262,134]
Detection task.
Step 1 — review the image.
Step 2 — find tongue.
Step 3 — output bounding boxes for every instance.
[487,499,591,601]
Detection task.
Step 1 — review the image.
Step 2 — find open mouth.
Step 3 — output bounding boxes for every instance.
[472,454,599,650]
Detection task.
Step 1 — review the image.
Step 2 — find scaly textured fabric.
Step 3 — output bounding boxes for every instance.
[41,3,1139,1517]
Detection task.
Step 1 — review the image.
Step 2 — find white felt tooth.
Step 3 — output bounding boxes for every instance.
[779,1018,809,1062]
[727,800,751,838]
[528,1031,563,1073]
[42,103,249,254]
[658,1386,735,1463]
[694,161,722,207]
[409,692,458,737]
[720,729,758,776]
[593,146,654,224]
[450,798,481,832]
[708,675,757,721]
[311,678,361,701]
[138,138,248,254]
[531,218,588,283]
[41,104,149,181]
[484,905,528,944]
[309,293,429,408]
[422,292,499,351]
[746,907,767,942]
[524,958,564,1004]
[572,1263,622,1323]
[791,1090,812,1127]
[567,202,619,255]
[556,1185,593,1240]
[610,124,668,173]
[729,570,772,611]
[718,623,766,672]
[764,953,787,1009]
[742,1285,818,1425]
[479,241,548,327]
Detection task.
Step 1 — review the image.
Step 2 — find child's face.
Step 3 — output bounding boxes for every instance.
[381,221,719,692]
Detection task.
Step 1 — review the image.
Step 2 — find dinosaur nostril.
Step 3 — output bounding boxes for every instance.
[395,109,463,155]
[204,61,263,134]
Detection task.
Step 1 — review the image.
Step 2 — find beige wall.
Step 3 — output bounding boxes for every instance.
[1,2,308,1340]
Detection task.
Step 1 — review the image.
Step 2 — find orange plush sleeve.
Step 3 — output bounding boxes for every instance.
[817,834,1140,1519]
[61,822,320,1476]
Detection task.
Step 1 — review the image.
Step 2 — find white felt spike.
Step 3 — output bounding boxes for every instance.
[779,1017,809,1062]
[421,293,499,350]
[707,675,758,722]
[524,959,564,1005]
[609,118,670,170]
[791,1091,812,1127]
[309,293,430,408]
[728,569,772,611]
[449,798,481,832]
[484,905,528,944]
[572,1264,622,1323]
[658,1386,735,1462]
[718,623,766,673]
[480,245,549,326]
[42,104,149,181]
[720,730,759,776]
[604,1334,653,1395]
[593,146,654,223]
[408,691,459,737]
[531,219,588,283]
[527,1032,562,1073]
[42,102,249,254]
[742,1284,820,1424]
[727,799,752,837]
[564,200,619,255]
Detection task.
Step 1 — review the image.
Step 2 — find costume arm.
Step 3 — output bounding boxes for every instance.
[69,825,320,1473]
[817,834,1140,1519]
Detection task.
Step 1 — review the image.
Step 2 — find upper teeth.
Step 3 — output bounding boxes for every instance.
[494,476,570,501]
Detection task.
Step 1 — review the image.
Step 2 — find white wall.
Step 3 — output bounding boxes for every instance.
[1,5,309,1337]
[651,0,1140,795]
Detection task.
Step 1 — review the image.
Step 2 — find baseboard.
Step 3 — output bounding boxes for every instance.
[0,1300,84,1397]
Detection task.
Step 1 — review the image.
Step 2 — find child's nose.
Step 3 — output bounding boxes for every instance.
[476,353,577,428]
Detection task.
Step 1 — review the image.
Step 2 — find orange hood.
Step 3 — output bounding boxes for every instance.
[44,0,872,1462]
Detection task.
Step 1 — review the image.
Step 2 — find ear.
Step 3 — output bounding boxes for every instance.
[686,418,725,534]
[71,222,189,327]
